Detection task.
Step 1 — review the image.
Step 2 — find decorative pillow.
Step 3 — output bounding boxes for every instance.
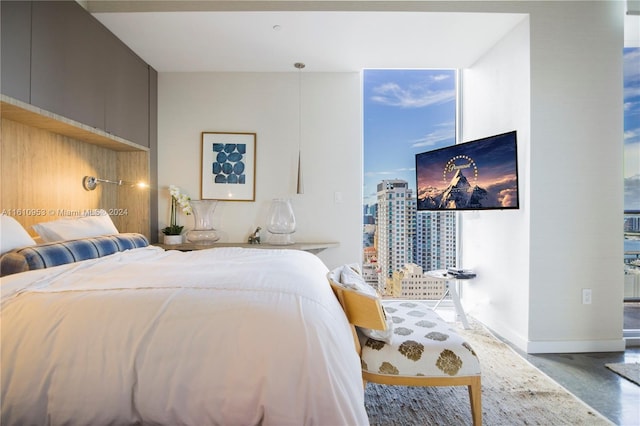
[32,209,119,243]
[337,264,394,344]
[359,316,394,344]
[0,233,149,277]
[1,215,37,255]
[340,264,377,297]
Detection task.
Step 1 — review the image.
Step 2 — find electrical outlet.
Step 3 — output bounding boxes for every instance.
[582,288,592,305]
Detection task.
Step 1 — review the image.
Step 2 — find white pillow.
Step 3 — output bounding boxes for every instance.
[361,311,395,344]
[32,209,119,243]
[1,215,37,255]
[340,264,377,297]
[339,264,394,344]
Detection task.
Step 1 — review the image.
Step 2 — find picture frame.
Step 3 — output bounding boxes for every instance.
[200,132,256,201]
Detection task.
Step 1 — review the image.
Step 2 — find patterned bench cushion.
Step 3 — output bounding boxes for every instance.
[0,233,149,277]
[360,300,481,378]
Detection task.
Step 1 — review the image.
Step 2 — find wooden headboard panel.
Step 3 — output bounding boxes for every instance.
[1,117,150,238]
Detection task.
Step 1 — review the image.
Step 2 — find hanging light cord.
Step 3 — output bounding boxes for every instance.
[294,62,305,194]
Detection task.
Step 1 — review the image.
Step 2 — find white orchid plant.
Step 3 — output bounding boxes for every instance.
[162,185,192,235]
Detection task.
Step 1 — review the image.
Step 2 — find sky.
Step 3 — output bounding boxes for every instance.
[363,69,456,206]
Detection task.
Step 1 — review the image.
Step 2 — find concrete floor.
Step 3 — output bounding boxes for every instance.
[516,348,640,425]
[438,301,640,425]
[509,302,640,426]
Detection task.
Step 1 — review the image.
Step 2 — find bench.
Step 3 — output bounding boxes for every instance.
[328,265,482,425]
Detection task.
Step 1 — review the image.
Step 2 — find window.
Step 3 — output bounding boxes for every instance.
[624,47,640,337]
[363,69,458,297]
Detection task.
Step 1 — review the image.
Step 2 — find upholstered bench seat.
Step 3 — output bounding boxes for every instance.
[327,265,482,425]
[360,299,480,379]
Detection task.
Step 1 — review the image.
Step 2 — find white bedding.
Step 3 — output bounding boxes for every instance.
[1,246,368,425]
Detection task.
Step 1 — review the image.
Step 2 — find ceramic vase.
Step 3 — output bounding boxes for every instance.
[163,234,182,245]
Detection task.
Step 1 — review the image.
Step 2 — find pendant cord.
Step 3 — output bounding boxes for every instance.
[295,62,305,194]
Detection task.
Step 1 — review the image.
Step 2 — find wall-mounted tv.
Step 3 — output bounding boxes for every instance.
[415,130,519,211]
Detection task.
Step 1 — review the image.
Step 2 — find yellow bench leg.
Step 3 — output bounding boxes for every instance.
[468,376,482,426]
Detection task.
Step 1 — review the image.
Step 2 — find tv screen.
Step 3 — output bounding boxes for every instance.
[415,130,519,211]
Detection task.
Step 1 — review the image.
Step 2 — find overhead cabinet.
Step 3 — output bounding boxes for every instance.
[30,1,108,132]
[104,32,150,148]
[1,1,152,148]
[0,1,32,103]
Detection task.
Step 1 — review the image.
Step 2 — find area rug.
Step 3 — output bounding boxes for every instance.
[364,319,611,425]
[605,362,640,386]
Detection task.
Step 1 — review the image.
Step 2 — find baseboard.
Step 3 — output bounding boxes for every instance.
[526,338,626,354]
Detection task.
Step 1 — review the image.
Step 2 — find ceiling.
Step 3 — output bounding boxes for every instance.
[88,4,527,73]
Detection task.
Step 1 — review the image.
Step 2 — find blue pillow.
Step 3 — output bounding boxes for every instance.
[0,233,149,277]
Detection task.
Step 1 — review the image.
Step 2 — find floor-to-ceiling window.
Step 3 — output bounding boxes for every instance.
[624,47,640,339]
[362,69,458,297]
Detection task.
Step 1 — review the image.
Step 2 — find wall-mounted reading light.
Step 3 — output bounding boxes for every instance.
[82,176,149,191]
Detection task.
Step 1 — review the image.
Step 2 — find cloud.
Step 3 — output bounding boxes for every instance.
[624,101,638,112]
[410,127,455,148]
[431,74,451,82]
[625,142,640,180]
[624,48,640,79]
[365,170,394,177]
[625,48,640,60]
[625,128,639,143]
[365,167,414,178]
[410,121,455,148]
[625,87,640,100]
[624,49,640,100]
[497,188,518,208]
[370,82,455,109]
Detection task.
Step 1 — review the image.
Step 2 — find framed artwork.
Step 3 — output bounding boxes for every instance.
[201,132,256,201]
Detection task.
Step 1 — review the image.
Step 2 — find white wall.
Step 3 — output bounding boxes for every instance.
[460,17,531,350]
[462,1,625,353]
[158,72,362,269]
[527,1,624,353]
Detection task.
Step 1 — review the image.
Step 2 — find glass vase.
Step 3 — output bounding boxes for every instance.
[186,200,220,245]
[266,198,296,245]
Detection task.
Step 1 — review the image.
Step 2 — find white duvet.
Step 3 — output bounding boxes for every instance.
[1,246,369,426]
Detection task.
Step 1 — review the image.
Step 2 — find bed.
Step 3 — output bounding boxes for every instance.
[0,230,368,425]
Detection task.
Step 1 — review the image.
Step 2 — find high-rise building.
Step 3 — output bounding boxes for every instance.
[366,178,458,296]
[376,179,415,291]
[624,214,640,233]
[415,211,457,271]
[363,203,377,226]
